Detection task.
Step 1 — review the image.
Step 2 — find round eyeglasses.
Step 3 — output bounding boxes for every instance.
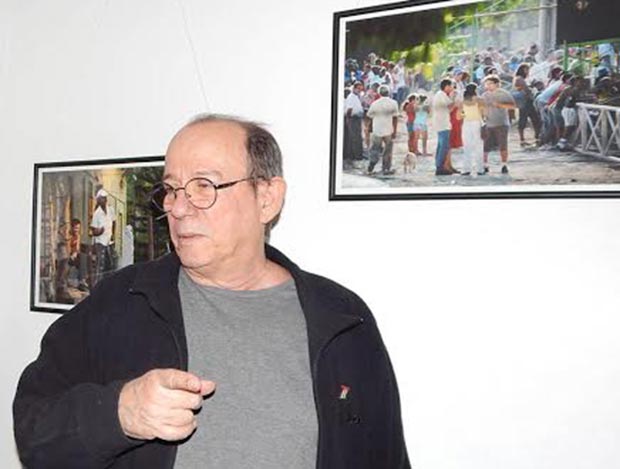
[150,176,255,212]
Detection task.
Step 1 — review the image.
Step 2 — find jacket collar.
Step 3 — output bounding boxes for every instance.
[264,245,363,367]
[130,251,183,325]
[131,245,363,368]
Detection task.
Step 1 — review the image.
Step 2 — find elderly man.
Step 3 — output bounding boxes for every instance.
[14,115,410,468]
[367,84,399,175]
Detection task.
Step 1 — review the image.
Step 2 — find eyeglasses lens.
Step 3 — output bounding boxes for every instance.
[150,179,216,211]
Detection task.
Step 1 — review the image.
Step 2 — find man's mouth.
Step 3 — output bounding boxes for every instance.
[175,232,206,243]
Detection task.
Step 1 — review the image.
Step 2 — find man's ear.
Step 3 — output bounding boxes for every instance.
[257,177,287,225]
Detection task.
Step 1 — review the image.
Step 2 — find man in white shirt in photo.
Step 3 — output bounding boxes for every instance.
[90,188,116,286]
[367,84,399,175]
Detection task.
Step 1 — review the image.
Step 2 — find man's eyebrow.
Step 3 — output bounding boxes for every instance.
[194,170,224,179]
[162,169,224,182]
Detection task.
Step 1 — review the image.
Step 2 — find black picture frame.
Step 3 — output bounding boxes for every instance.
[329,0,620,201]
[30,156,167,313]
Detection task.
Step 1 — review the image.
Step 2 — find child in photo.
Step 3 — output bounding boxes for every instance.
[403,93,418,154]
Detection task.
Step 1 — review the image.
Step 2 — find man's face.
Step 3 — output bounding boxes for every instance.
[164,121,266,275]
[353,84,364,95]
[484,80,497,92]
[71,223,81,235]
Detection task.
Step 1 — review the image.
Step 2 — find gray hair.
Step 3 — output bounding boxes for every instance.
[378,85,390,97]
[183,113,284,236]
[185,113,283,181]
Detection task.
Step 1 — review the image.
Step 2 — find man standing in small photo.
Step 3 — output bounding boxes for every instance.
[393,57,409,106]
[481,75,516,174]
[367,84,399,175]
[90,188,116,286]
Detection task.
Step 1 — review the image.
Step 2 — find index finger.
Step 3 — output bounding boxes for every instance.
[159,369,202,393]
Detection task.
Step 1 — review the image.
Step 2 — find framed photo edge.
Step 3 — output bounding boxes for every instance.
[30,155,166,314]
[328,0,620,202]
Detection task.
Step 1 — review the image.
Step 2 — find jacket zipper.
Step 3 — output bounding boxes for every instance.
[129,288,184,370]
[129,288,183,469]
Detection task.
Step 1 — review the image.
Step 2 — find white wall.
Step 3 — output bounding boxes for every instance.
[2,1,620,468]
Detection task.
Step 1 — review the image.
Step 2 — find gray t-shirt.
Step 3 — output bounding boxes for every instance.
[482,88,515,127]
[174,269,318,469]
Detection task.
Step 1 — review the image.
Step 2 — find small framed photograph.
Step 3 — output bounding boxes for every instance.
[329,0,620,200]
[31,156,168,313]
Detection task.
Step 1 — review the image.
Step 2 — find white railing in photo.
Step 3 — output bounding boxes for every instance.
[576,103,620,158]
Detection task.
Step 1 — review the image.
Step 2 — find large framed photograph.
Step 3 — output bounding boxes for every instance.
[31,156,168,313]
[329,0,620,200]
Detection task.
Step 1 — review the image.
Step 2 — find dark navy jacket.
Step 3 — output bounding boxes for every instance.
[14,245,410,468]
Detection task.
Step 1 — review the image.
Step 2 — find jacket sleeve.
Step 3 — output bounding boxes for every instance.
[355,297,411,469]
[13,294,144,468]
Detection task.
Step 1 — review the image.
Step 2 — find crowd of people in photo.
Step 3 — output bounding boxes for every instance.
[343,41,620,177]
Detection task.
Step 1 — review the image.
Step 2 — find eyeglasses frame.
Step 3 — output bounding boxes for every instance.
[151,176,257,213]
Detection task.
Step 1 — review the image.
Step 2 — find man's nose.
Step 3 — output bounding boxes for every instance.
[168,189,194,218]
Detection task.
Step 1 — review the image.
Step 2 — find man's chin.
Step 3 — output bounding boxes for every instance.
[175,245,212,269]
